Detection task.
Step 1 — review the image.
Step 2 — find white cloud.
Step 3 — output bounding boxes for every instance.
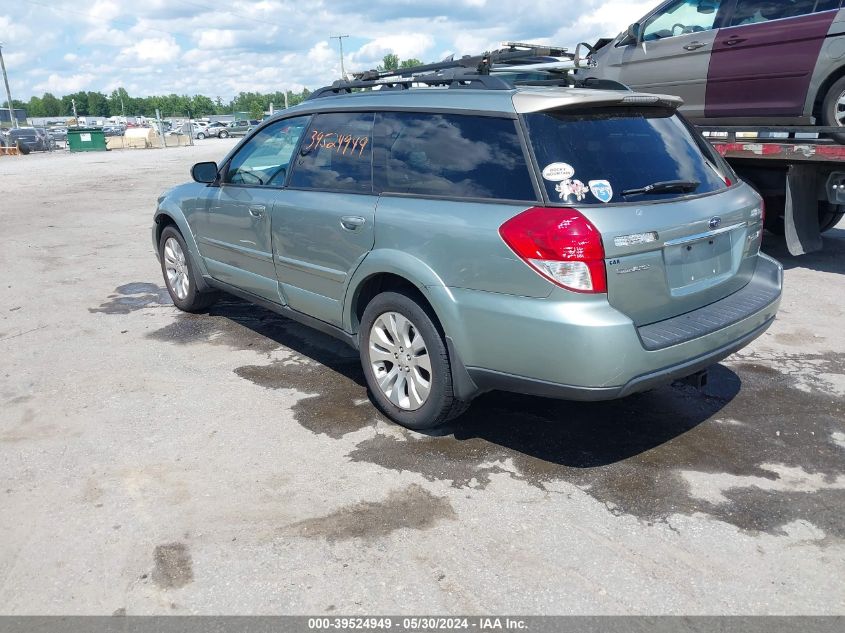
[196,30,240,50]
[352,33,435,67]
[87,0,121,23]
[119,37,181,64]
[64,53,79,63]
[33,73,96,94]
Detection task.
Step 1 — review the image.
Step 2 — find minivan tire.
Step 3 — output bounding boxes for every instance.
[158,225,218,312]
[359,291,468,430]
[821,75,845,144]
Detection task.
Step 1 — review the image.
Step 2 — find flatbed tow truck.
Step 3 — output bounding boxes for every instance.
[699,125,845,256]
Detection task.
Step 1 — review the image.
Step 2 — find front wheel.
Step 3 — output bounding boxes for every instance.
[821,76,845,144]
[359,291,468,430]
[219,130,229,139]
[158,226,218,312]
[197,132,206,139]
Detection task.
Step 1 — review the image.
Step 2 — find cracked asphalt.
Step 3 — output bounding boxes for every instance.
[1,143,843,614]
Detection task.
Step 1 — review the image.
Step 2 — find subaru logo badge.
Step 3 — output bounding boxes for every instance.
[709,217,722,230]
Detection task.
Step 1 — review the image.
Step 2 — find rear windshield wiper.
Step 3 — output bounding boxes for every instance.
[621,180,700,198]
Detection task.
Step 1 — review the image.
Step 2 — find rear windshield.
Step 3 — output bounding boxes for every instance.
[524,108,729,205]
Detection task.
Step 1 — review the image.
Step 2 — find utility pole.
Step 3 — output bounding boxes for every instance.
[0,43,18,129]
[71,98,78,124]
[330,35,349,80]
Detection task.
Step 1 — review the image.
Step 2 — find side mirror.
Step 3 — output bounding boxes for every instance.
[192,161,218,184]
[627,22,641,43]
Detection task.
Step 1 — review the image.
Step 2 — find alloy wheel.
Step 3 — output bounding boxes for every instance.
[368,311,432,410]
[163,237,189,300]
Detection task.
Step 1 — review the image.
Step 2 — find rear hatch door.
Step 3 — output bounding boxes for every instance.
[521,99,764,326]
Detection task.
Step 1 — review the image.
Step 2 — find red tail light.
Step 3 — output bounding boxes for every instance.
[499,207,607,294]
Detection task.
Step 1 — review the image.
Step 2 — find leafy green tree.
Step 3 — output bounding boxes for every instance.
[399,58,423,69]
[27,96,44,117]
[249,99,265,120]
[380,53,400,71]
[41,93,63,117]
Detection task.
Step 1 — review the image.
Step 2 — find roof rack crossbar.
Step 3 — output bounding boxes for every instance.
[308,73,512,100]
[307,43,574,101]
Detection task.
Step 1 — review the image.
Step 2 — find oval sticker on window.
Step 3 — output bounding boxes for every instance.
[542,162,575,182]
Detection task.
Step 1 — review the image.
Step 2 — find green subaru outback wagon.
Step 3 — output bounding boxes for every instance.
[153,70,782,429]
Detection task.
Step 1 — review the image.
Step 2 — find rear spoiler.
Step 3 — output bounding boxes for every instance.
[512,90,684,114]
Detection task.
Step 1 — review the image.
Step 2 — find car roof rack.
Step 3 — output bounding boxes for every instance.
[307,42,575,100]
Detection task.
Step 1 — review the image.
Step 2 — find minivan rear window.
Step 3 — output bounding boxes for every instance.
[524,108,729,205]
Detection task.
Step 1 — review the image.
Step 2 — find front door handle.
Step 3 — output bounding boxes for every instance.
[724,37,747,46]
[683,41,707,51]
[340,215,366,231]
[248,204,265,218]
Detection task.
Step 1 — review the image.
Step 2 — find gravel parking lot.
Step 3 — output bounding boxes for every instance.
[1,143,843,615]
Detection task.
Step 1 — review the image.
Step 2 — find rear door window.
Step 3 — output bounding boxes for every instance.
[289,112,374,193]
[374,112,536,201]
[524,107,729,205]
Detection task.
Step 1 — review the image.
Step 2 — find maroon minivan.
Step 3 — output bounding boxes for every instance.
[586,0,845,136]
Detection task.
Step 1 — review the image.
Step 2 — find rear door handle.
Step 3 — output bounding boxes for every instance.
[683,41,707,51]
[340,215,366,231]
[248,204,265,218]
[724,37,746,46]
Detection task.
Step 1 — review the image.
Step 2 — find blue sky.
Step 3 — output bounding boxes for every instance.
[1,0,654,101]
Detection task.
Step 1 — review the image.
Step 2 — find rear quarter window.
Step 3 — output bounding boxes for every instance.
[524,107,729,205]
[375,112,536,201]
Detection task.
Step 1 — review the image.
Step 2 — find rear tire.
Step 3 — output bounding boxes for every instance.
[158,226,218,312]
[819,203,845,233]
[197,132,206,139]
[219,130,229,139]
[359,291,468,430]
[821,75,845,144]
[763,198,844,235]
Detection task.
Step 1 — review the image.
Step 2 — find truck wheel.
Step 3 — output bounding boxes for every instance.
[159,226,218,312]
[359,291,469,430]
[819,202,844,233]
[821,76,845,144]
[763,198,843,235]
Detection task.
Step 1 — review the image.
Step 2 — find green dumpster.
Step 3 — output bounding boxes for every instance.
[67,127,107,152]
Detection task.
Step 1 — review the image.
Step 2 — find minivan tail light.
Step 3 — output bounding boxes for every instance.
[499,207,607,293]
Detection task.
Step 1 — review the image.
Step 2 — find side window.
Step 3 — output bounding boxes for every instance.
[643,0,723,41]
[288,112,374,193]
[729,0,817,26]
[225,116,310,186]
[815,1,842,11]
[375,112,535,201]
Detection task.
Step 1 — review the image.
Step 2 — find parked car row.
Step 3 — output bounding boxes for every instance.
[0,127,56,152]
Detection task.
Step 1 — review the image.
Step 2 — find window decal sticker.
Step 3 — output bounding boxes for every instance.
[556,179,588,202]
[542,162,575,182]
[588,180,613,203]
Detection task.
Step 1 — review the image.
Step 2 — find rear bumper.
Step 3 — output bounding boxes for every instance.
[436,253,783,401]
[465,315,774,401]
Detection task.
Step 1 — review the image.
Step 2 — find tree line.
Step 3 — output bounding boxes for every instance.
[3,88,314,121]
[3,55,424,121]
